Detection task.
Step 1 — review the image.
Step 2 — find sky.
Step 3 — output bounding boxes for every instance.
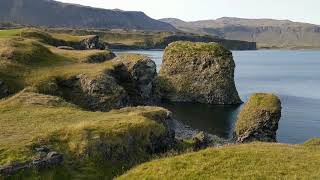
[57,0,320,24]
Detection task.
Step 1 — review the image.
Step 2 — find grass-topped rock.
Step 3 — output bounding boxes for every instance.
[0,30,156,110]
[118,142,320,179]
[49,47,116,63]
[235,93,282,143]
[0,91,175,178]
[159,41,242,104]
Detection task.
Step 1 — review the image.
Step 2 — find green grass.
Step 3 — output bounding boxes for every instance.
[118,142,320,179]
[0,34,119,96]
[0,29,23,38]
[0,91,169,178]
[0,30,176,178]
[164,41,231,59]
[235,93,281,136]
[48,46,115,63]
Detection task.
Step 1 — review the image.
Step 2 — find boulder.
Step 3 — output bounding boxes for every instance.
[112,54,158,105]
[235,93,282,143]
[159,41,242,104]
[58,73,130,112]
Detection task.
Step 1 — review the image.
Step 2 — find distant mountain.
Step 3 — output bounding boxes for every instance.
[0,0,176,31]
[161,17,320,49]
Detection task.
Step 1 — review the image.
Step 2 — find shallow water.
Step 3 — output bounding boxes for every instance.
[115,50,320,144]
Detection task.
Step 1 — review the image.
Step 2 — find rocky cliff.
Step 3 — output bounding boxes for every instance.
[158,41,242,104]
[235,93,282,143]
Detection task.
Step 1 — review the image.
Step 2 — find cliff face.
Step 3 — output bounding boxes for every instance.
[0,0,176,31]
[161,17,320,49]
[158,41,242,105]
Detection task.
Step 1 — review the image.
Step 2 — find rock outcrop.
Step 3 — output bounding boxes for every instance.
[112,54,158,105]
[58,73,129,112]
[78,35,106,50]
[53,54,158,111]
[235,93,282,143]
[158,41,242,104]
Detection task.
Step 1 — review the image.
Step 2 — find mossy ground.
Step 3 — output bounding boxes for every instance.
[0,91,169,179]
[118,142,320,179]
[0,28,117,96]
[235,93,281,136]
[163,41,231,60]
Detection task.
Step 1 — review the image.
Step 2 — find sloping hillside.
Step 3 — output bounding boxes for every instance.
[161,17,320,49]
[0,0,176,31]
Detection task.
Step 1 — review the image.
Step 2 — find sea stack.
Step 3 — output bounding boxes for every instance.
[235,93,282,143]
[158,41,242,104]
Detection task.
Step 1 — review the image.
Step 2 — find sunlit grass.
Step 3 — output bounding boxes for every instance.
[0,29,23,38]
[118,142,320,179]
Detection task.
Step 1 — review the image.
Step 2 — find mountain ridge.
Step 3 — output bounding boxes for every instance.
[160,17,320,49]
[0,0,176,31]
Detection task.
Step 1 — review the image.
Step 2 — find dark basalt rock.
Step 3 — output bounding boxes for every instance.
[235,93,282,143]
[159,41,242,105]
[0,80,9,99]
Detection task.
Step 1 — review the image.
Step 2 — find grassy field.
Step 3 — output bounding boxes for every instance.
[0,91,169,178]
[118,142,320,179]
[0,29,23,38]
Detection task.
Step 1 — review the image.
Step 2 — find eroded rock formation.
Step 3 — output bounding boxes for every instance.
[235,93,282,143]
[158,41,242,104]
[58,73,129,112]
[53,54,158,111]
[112,54,158,105]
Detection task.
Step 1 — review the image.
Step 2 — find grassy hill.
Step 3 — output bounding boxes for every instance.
[0,28,175,178]
[161,17,320,49]
[0,91,171,179]
[118,141,320,179]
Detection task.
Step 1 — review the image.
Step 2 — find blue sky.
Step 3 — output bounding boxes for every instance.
[58,0,320,24]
